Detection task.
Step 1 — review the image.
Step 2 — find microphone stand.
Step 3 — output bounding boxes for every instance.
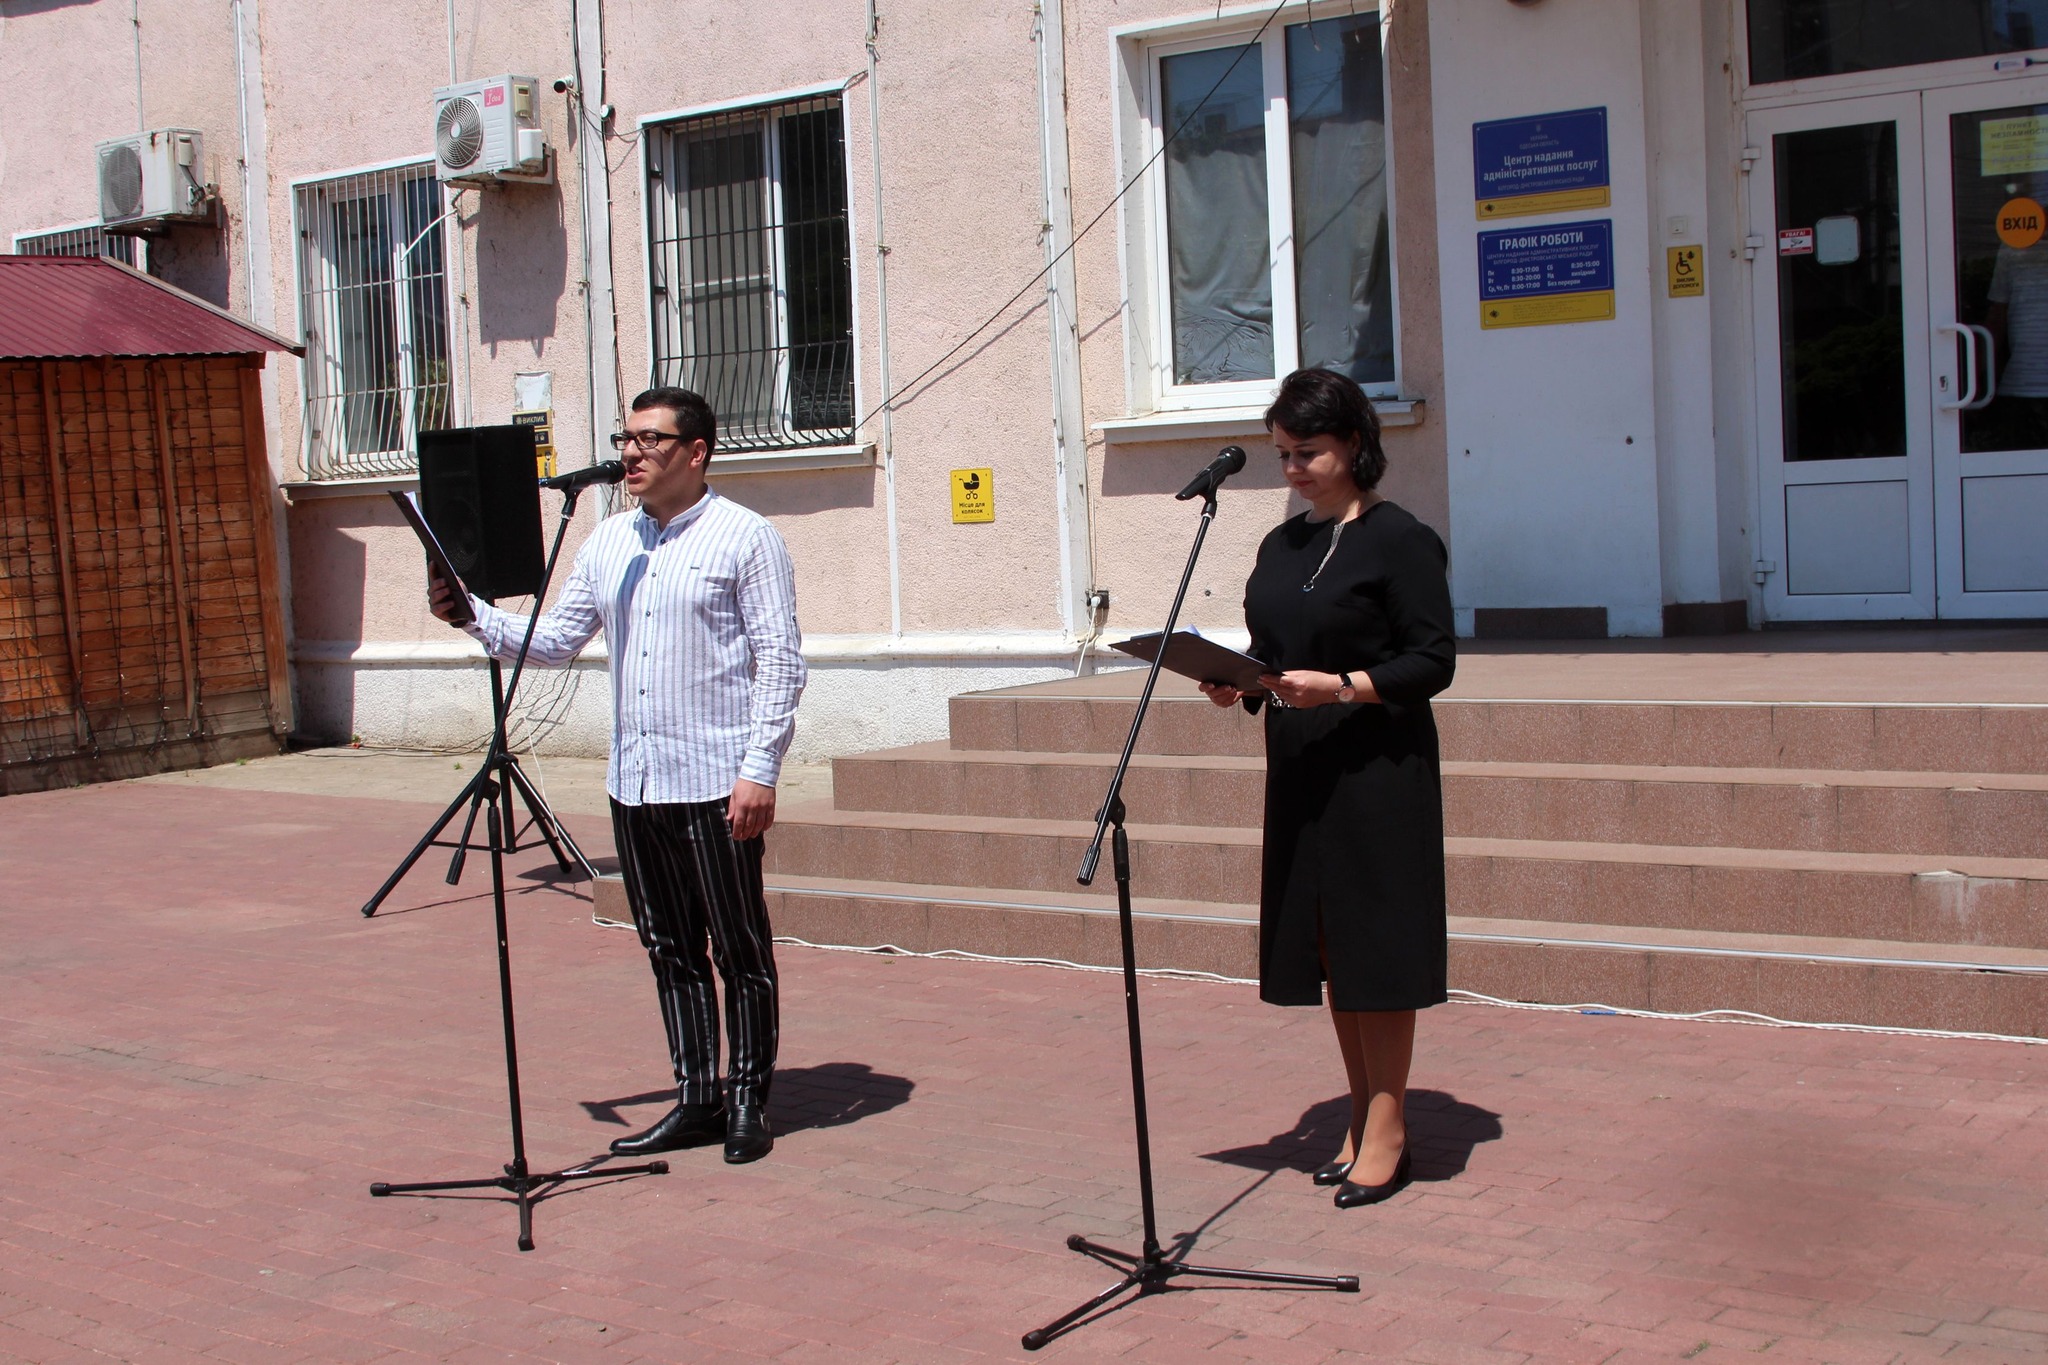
[1021,476,1357,1351]
[368,482,666,1250]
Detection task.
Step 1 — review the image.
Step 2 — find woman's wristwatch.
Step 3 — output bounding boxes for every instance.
[1335,672,1358,702]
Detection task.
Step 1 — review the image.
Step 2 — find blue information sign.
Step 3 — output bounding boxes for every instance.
[1471,107,1610,220]
[1477,219,1615,329]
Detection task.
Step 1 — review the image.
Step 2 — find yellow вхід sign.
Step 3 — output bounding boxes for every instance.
[951,468,994,523]
[1998,197,2046,250]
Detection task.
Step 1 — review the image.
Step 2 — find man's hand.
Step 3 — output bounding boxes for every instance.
[1198,681,1244,708]
[428,566,470,627]
[728,778,777,841]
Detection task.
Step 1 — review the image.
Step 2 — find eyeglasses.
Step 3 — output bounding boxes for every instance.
[609,430,685,452]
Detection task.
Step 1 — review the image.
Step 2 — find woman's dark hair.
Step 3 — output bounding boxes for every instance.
[631,386,717,457]
[1263,367,1386,490]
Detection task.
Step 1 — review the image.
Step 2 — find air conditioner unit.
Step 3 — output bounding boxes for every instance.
[433,76,551,184]
[96,129,211,230]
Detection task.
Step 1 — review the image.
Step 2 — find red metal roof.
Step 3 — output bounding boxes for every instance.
[0,254,301,359]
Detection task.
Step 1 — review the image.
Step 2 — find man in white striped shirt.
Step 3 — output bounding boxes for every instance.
[431,387,806,1164]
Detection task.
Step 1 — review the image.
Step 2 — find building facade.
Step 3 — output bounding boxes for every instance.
[4,0,2044,760]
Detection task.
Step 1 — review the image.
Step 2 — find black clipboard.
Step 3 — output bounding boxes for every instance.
[1110,629,1269,693]
[388,490,475,627]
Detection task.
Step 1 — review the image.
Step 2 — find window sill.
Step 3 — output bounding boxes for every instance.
[712,443,875,475]
[1096,400,1423,446]
[281,474,418,504]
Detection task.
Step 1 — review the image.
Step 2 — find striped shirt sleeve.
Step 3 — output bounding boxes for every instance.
[463,531,606,666]
[734,521,807,788]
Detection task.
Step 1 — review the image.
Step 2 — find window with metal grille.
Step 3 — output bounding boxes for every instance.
[11,224,143,269]
[646,94,856,451]
[294,163,453,479]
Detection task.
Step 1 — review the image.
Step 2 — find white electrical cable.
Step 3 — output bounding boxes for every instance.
[585,918,2047,1048]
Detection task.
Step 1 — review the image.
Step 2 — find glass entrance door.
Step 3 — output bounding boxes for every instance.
[1927,77,2048,616]
[1749,95,1936,620]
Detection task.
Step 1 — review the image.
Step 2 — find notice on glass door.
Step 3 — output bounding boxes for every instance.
[1478,219,1615,329]
[1982,115,2048,176]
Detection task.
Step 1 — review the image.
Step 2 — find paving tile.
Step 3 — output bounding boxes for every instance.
[0,780,2044,1362]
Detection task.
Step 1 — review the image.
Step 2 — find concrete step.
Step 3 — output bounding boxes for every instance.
[591,873,2048,1036]
[949,686,2048,774]
[832,742,1265,828]
[764,801,2048,950]
[834,743,2048,859]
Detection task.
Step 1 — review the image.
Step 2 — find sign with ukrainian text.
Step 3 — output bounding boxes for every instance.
[1473,107,1610,220]
[1478,219,1615,329]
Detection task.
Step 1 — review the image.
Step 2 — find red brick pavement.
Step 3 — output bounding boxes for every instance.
[1,780,2045,1363]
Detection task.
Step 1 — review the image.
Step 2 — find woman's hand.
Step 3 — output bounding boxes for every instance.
[1198,681,1243,708]
[1258,670,1344,708]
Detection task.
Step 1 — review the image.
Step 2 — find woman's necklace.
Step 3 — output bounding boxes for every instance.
[1302,516,1349,592]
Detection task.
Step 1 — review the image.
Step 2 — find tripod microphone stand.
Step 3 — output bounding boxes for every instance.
[1021,472,1357,1351]
[357,656,594,915]
[368,483,666,1249]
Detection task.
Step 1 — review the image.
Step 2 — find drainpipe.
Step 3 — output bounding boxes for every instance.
[132,0,144,131]
[231,0,294,722]
[1033,0,1097,656]
[867,0,903,640]
[571,0,622,516]
[445,0,474,423]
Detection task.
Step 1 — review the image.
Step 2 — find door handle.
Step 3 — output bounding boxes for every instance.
[1965,324,1997,411]
[1936,324,1978,411]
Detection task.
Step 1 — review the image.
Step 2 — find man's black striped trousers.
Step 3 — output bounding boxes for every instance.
[609,797,778,1108]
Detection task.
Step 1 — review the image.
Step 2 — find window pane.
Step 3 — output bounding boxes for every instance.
[1161,44,1273,384]
[329,193,401,458]
[1773,122,1905,461]
[679,118,777,435]
[400,178,451,436]
[1286,14,1393,386]
[778,106,855,432]
[1749,0,2048,85]
[1952,104,2048,454]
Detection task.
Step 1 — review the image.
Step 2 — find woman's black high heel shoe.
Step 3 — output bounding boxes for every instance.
[1311,1158,1355,1186]
[1333,1147,1411,1209]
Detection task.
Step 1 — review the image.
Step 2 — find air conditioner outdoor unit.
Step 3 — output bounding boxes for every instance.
[96,129,211,230]
[433,76,551,184]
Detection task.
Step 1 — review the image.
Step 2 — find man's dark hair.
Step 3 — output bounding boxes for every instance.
[631,386,717,457]
[1263,367,1386,491]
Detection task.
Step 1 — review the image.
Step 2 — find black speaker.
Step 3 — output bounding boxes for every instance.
[418,425,546,602]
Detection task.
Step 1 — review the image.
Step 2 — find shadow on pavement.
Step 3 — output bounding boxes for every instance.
[1198,1088,1503,1180]
[580,1061,915,1134]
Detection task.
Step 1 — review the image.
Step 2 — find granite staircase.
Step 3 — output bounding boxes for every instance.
[617,669,2048,1035]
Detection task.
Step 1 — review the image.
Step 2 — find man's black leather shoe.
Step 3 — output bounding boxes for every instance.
[723,1103,773,1164]
[610,1102,727,1156]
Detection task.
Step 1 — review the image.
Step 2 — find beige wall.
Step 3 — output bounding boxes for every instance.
[0,0,1455,753]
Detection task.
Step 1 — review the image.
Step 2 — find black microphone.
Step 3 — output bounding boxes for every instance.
[538,460,626,493]
[1174,445,1247,501]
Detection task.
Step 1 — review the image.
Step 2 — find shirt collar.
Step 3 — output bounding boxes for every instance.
[638,486,719,542]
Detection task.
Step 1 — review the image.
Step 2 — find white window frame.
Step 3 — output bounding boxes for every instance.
[1112,1,1402,416]
[637,81,870,467]
[289,157,456,481]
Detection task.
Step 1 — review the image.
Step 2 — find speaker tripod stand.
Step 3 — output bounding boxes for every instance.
[358,653,594,917]
[367,483,664,1250]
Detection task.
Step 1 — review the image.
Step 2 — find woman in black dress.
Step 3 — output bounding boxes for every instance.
[1200,367,1455,1210]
